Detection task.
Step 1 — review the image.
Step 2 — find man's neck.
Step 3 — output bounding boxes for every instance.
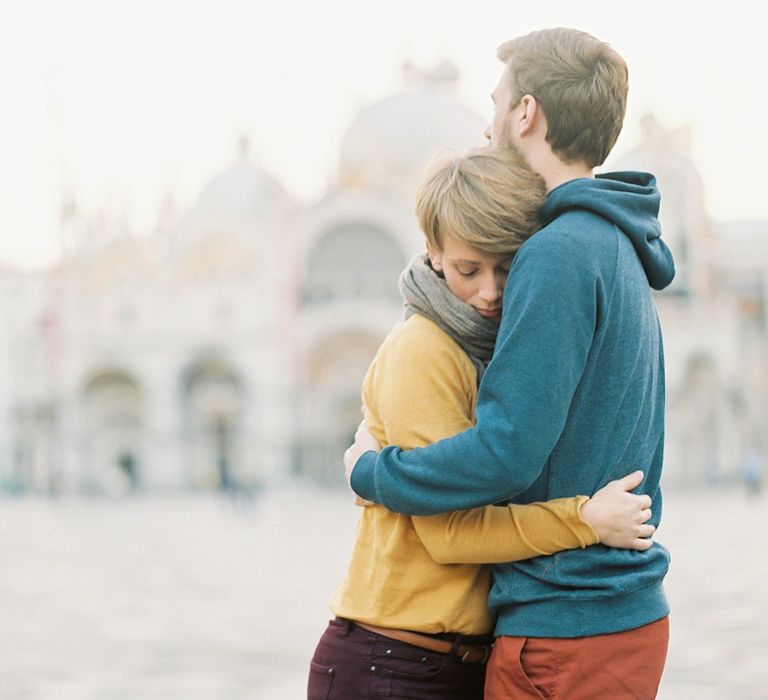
[524,145,594,193]
[542,162,594,193]
[537,160,594,193]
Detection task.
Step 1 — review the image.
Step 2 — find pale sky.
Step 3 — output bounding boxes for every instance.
[1,0,765,268]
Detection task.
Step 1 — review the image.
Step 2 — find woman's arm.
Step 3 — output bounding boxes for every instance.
[413,471,654,565]
[369,318,652,566]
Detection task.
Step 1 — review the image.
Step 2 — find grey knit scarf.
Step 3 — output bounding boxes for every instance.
[398,253,499,381]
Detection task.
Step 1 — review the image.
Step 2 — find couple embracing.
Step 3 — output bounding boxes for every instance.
[310,27,674,700]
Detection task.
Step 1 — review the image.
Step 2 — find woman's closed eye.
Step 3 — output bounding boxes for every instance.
[457,268,478,278]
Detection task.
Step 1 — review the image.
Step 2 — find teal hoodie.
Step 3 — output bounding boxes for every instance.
[351,171,675,638]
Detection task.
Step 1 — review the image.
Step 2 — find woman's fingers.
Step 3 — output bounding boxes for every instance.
[631,537,654,551]
[614,470,645,491]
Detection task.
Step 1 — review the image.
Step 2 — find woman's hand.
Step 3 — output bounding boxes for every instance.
[579,471,655,550]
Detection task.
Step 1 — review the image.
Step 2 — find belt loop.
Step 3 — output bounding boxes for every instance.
[335,617,355,636]
[448,635,463,658]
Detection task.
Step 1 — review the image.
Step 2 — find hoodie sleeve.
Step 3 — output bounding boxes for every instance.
[351,228,600,515]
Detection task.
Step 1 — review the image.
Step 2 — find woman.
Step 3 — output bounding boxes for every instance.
[308,148,654,700]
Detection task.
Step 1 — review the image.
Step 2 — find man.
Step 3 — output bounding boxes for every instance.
[344,28,675,699]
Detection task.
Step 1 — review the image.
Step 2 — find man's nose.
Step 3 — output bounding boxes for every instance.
[483,125,491,142]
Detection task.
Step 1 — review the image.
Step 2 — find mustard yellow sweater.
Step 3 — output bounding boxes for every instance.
[331,315,598,635]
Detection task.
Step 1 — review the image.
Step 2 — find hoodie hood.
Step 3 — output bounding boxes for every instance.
[540,171,675,290]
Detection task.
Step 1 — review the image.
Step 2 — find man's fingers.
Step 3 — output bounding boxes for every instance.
[639,524,656,538]
[639,508,653,523]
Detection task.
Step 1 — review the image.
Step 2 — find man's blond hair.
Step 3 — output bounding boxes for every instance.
[497,27,628,168]
[416,147,545,255]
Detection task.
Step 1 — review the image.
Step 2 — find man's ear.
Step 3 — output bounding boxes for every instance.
[517,94,541,137]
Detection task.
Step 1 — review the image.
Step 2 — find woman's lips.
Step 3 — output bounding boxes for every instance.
[475,307,501,319]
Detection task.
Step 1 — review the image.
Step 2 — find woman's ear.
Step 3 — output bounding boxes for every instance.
[426,243,443,271]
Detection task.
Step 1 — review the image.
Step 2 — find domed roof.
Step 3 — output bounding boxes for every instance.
[167,137,293,274]
[338,62,487,200]
[193,137,289,228]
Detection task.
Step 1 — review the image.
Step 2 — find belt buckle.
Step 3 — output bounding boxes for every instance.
[461,644,492,664]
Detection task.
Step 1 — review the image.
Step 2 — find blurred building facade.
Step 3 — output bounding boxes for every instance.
[1,64,766,495]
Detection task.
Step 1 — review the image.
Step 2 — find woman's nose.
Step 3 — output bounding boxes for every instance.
[478,277,502,302]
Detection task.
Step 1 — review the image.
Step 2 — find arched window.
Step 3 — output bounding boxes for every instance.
[303,222,405,305]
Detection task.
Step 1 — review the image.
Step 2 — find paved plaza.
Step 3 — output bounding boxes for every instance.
[1,481,766,699]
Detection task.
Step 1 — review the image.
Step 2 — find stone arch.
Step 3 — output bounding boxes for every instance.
[297,330,382,481]
[180,357,246,490]
[675,353,722,487]
[80,368,144,493]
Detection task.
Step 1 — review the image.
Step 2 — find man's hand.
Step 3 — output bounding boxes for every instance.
[344,419,382,506]
[579,470,655,550]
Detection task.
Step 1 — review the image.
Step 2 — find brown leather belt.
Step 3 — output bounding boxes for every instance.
[354,621,493,664]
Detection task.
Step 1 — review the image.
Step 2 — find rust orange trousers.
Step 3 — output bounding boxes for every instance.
[484,617,669,700]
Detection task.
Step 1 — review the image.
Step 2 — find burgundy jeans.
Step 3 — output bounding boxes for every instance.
[307,618,487,700]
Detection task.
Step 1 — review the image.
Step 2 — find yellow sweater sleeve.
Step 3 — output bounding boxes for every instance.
[365,316,598,565]
[412,498,597,564]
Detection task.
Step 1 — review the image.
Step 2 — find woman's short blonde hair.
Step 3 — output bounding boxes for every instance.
[416,147,546,255]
